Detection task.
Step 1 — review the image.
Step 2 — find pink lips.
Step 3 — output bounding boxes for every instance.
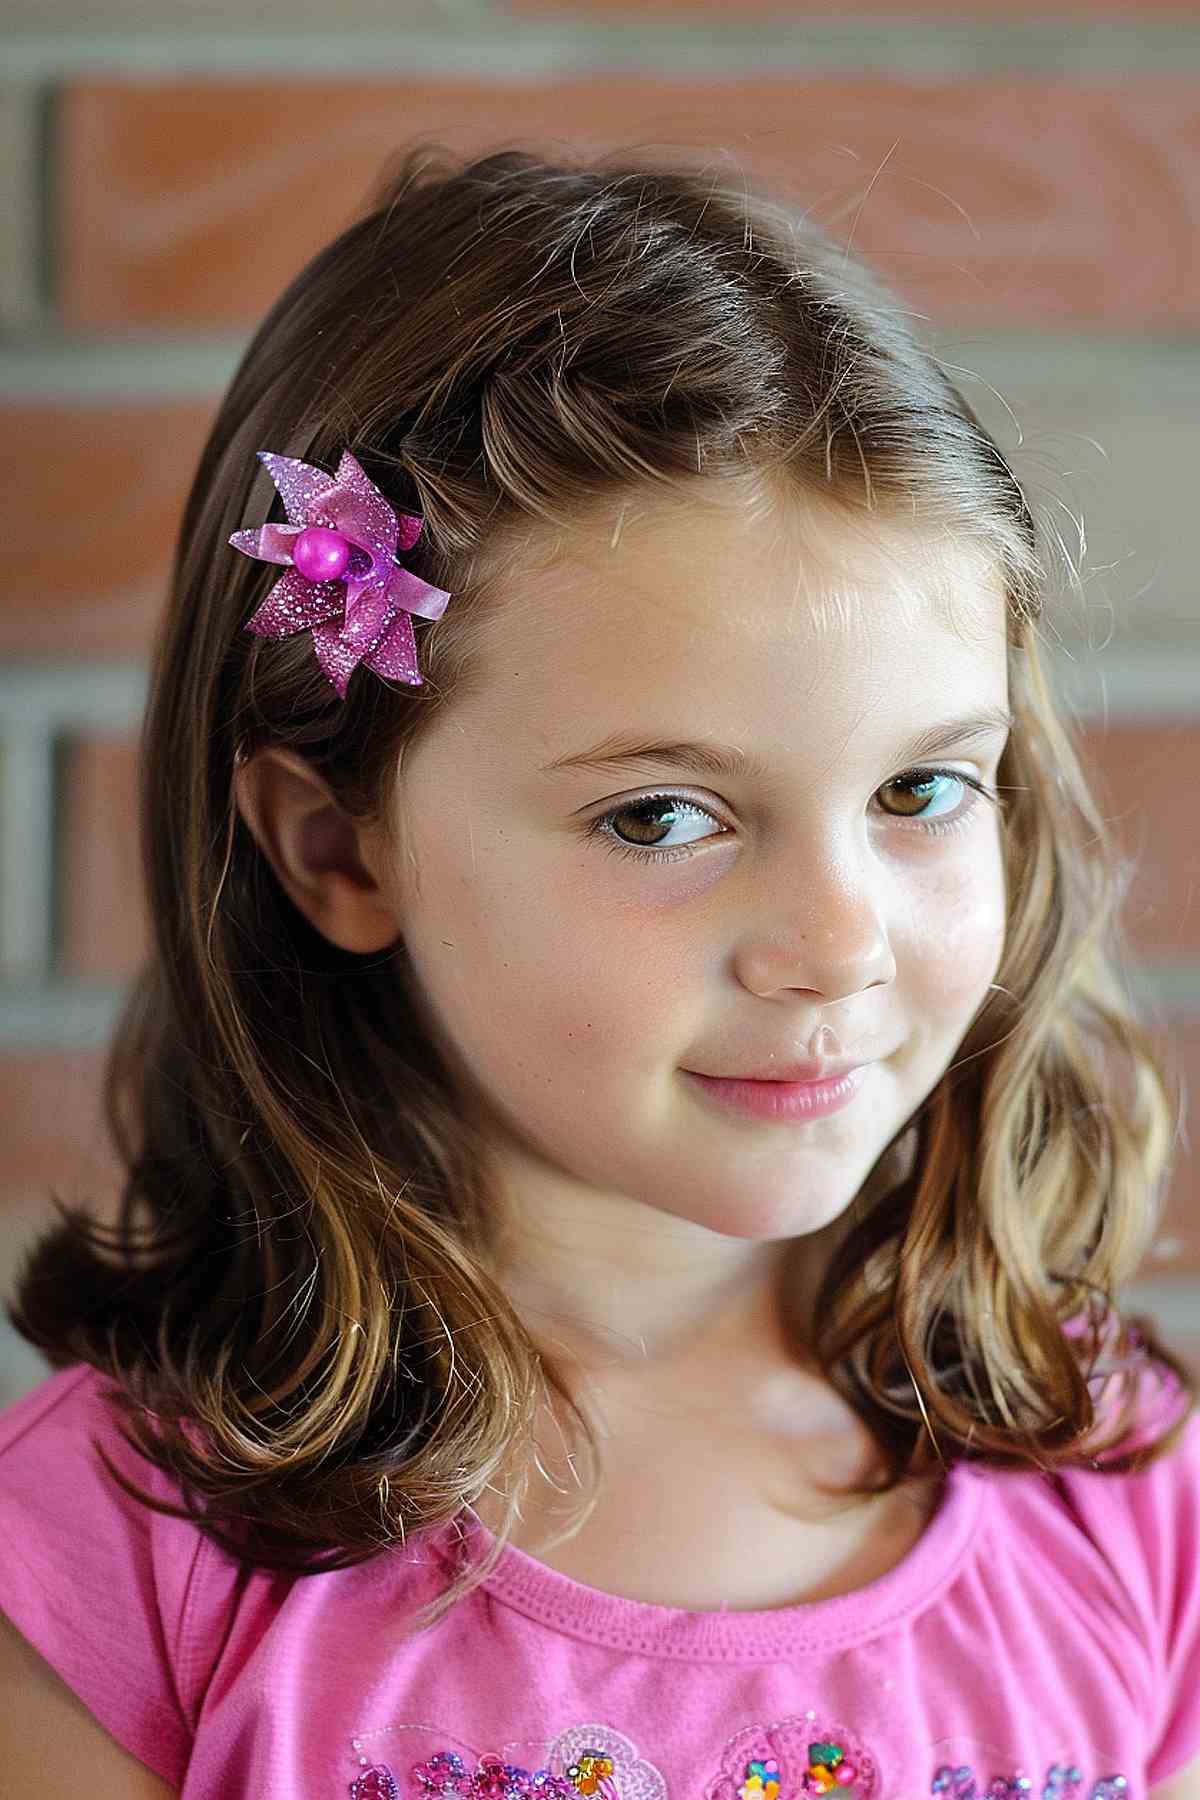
[715,1057,866,1083]
[682,1065,870,1120]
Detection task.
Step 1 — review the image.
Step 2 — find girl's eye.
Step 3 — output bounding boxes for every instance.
[585,769,1002,867]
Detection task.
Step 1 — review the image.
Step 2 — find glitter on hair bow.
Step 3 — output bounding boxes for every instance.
[229,450,452,698]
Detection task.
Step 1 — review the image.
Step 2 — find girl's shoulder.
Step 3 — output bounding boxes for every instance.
[1069,1356,1200,1562]
[0,1357,204,1554]
[995,1352,1200,1562]
[0,1361,249,1790]
[0,1356,163,1469]
[1041,1363,1200,1586]
[984,1359,1200,1786]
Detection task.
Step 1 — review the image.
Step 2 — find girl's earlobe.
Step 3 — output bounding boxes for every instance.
[232,748,404,954]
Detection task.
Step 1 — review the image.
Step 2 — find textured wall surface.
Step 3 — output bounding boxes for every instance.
[2,0,1199,1404]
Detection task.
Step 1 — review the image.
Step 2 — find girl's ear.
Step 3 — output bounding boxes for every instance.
[232,747,402,954]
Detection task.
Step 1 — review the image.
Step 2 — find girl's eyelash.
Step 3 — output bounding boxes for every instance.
[585,768,1003,867]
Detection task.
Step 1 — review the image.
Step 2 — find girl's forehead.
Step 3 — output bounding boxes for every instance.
[453,494,1008,778]
[483,485,1005,672]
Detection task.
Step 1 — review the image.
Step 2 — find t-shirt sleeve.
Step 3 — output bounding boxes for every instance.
[0,1361,225,1789]
[1055,1362,1200,1788]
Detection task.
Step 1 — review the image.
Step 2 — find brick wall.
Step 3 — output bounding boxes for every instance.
[3,1,1199,1403]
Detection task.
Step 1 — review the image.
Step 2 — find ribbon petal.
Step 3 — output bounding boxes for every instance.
[363,610,421,686]
[309,621,362,700]
[323,480,396,556]
[340,581,392,649]
[333,450,387,511]
[395,510,424,554]
[385,563,452,621]
[330,451,424,554]
[258,452,336,525]
[244,566,343,639]
[229,522,302,566]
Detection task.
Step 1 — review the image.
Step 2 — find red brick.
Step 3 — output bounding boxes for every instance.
[1088,723,1200,963]
[0,1051,122,1317]
[0,1049,120,1296]
[56,736,148,981]
[0,1049,118,1194]
[0,403,213,658]
[59,76,1200,330]
[1142,1014,1200,1274]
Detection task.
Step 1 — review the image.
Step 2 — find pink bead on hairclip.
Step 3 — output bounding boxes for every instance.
[229,449,452,698]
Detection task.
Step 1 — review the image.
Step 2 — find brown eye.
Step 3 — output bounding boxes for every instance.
[876,769,1000,837]
[880,773,948,818]
[587,794,726,865]
[607,798,689,846]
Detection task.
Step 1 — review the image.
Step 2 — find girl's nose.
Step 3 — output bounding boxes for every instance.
[733,857,897,1003]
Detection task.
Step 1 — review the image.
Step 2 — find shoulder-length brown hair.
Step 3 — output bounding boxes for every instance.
[12,141,1192,1628]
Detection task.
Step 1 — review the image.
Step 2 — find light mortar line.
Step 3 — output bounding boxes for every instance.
[0,1323,51,1410]
[8,647,1200,729]
[1129,964,1200,1015]
[1,983,130,1046]
[0,729,54,983]
[0,88,41,328]
[7,20,1200,78]
[1051,654,1200,719]
[1117,1280,1200,1338]
[0,664,147,729]
[1,334,1198,401]
[0,336,244,397]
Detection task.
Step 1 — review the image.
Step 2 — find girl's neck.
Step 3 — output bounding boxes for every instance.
[470,1351,937,1612]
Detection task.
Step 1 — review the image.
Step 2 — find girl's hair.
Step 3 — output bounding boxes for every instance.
[12,141,1193,1628]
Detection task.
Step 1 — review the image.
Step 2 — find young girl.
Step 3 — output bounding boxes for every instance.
[1,142,1197,1800]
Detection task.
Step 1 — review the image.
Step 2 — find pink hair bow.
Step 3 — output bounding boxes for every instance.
[229,450,452,698]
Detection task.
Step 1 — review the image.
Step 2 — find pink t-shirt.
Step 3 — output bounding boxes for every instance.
[1,1360,1198,1799]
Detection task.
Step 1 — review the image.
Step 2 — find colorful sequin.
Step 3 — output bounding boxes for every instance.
[413,1750,576,1794]
[350,1748,620,1797]
[738,1758,781,1799]
[731,1740,869,1799]
[710,1715,879,1800]
[566,1751,620,1796]
[350,1769,400,1800]
[346,1724,1131,1800]
[932,1765,1129,1800]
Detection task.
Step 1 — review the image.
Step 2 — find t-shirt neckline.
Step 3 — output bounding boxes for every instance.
[427,1459,986,1662]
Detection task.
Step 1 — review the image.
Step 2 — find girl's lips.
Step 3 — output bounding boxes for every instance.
[681,1065,870,1120]
[696,1058,866,1083]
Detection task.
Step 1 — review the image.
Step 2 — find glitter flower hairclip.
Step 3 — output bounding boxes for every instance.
[229,449,452,698]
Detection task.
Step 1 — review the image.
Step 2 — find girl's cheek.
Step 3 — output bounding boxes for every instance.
[908,850,1007,1000]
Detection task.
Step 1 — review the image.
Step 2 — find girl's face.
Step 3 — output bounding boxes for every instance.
[383,482,1010,1275]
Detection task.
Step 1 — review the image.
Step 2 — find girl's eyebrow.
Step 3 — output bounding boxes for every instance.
[540,707,1014,783]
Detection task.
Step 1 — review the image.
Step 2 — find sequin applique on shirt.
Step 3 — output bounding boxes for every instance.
[345,1715,871,1797]
[347,1721,665,1796]
[346,1720,1130,1798]
[708,1717,879,1798]
[931,1763,1129,1800]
